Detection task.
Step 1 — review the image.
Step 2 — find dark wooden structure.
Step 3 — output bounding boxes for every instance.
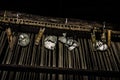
[0,10,120,80]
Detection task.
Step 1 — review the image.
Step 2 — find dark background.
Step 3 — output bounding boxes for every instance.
[0,0,119,25]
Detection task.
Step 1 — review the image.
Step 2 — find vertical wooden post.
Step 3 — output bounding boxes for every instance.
[35,28,45,45]
[3,10,6,20]
[107,30,111,47]
[6,27,13,50]
[91,27,96,51]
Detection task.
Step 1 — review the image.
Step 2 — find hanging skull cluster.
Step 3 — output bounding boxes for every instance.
[44,36,57,50]
[58,33,79,51]
[91,22,108,51]
[18,33,30,47]
[43,33,79,51]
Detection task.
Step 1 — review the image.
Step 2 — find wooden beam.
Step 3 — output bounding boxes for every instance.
[35,28,45,45]
[0,64,119,77]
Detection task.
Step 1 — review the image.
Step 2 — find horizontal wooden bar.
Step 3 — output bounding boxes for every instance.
[0,64,119,77]
[1,17,120,34]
